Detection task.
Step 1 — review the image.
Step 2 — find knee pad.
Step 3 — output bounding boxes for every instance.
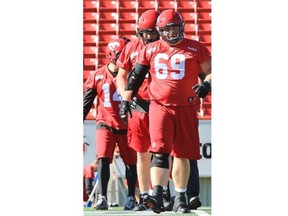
[151,153,170,169]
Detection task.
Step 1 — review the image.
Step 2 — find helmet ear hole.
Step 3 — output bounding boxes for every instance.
[105,37,130,63]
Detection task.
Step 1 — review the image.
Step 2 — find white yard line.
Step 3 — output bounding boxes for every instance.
[84,209,211,216]
[192,210,211,215]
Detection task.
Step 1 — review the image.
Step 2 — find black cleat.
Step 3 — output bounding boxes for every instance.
[93,195,108,210]
[143,194,164,214]
[163,189,172,211]
[133,202,148,211]
[188,196,202,210]
[173,195,190,213]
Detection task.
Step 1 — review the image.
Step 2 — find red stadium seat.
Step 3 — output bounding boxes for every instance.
[83,46,97,55]
[158,0,176,11]
[83,11,97,22]
[196,11,211,24]
[99,23,117,34]
[203,93,212,116]
[138,0,156,9]
[176,0,195,11]
[184,23,197,35]
[83,0,98,9]
[119,11,137,22]
[118,22,137,35]
[197,23,211,31]
[83,35,97,44]
[99,0,117,10]
[98,11,118,22]
[84,57,96,67]
[119,0,137,10]
[97,34,118,45]
[83,23,98,32]
[97,43,107,55]
[198,34,211,43]
[196,0,211,12]
[179,11,196,22]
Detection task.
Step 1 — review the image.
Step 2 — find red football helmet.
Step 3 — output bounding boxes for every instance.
[137,10,160,44]
[156,9,185,45]
[106,36,130,64]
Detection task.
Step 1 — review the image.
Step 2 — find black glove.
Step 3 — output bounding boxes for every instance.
[130,97,137,110]
[192,81,211,98]
[119,100,132,123]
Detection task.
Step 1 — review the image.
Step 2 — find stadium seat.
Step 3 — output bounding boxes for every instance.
[83,11,97,22]
[196,0,211,12]
[97,43,107,56]
[118,22,136,35]
[97,34,118,45]
[203,93,212,116]
[83,23,98,32]
[98,11,118,23]
[119,11,137,22]
[99,0,117,10]
[84,57,96,67]
[158,0,176,11]
[119,0,137,10]
[83,46,97,55]
[84,35,97,45]
[196,11,211,24]
[179,12,196,24]
[99,23,117,34]
[198,34,211,44]
[138,0,157,9]
[197,23,211,32]
[184,23,197,35]
[83,0,98,10]
[176,0,195,11]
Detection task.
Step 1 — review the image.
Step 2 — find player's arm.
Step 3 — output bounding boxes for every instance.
[83,87,97,121]
[116,67,130,98]
[124,63,149,99]
[193,59,211,98]
[84,177,94,196]
[200,59,211,83]
[119,63,149,123]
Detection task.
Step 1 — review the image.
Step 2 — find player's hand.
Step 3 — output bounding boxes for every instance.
[192,81,211,98]
[119,100,132,123]
[130,97,137,110]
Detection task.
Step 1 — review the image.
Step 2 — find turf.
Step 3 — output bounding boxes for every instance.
[83,206,211,215]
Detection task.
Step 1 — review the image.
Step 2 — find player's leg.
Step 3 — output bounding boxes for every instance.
[126,111,151,211]
[171,157,190,213]
[142,101,173,213]
[187,160,202,209]
[93,127,116,210]
[117,133,138,210]
[171,105,201,213]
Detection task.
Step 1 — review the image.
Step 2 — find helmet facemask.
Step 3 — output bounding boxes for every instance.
[137,28,160,45]
[157,22,185,45]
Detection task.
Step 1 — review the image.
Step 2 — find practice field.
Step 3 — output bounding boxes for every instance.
[84,206,211,216]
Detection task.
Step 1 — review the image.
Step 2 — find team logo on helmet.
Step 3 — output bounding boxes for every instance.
[106,37,130,64]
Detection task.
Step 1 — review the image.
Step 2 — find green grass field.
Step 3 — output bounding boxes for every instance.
[84,206,211,215]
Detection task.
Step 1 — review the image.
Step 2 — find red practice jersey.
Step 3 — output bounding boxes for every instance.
[85,66,127,130]
[136,39,211,106]
[116,37,149,100]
